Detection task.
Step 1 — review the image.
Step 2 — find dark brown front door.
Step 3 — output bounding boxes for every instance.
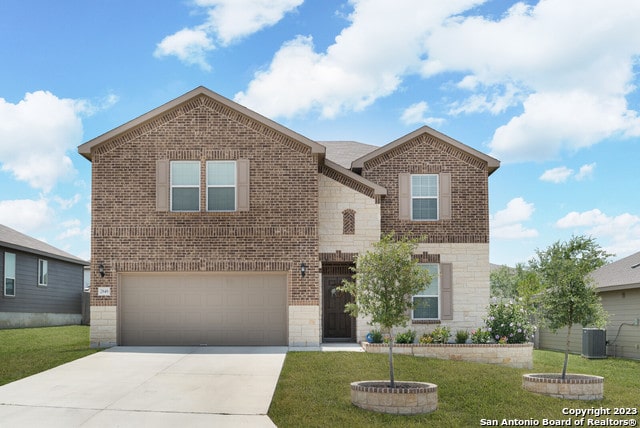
[323,275,355,342]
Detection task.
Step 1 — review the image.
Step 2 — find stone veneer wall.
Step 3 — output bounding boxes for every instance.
[289,305,321,347]
[363,342,533,369]
[318,174,380,254]
[90,305,117,348]
[356,243,490,342]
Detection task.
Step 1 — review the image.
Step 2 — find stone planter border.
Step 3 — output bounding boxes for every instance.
[362,342,533,369]
[522,374,604,400]
[350,381,438,415]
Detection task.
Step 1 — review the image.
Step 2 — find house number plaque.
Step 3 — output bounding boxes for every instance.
[98,287,111,296]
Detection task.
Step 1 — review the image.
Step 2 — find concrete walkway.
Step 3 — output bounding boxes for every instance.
[0,346,287,428]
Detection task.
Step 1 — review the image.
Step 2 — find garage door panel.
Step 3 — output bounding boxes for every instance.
[120,273,287,346]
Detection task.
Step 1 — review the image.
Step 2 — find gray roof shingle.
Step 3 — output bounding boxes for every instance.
[318,141,379,169]
[591,251,640,290]
[0,224,88,265]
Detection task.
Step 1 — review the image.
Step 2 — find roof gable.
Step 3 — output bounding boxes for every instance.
[78,86,326,161]
[0,224,88,265]
[351,126,500,175]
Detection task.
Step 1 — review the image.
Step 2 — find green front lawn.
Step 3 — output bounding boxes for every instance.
[269,350,640,427]
[0,325,98,386]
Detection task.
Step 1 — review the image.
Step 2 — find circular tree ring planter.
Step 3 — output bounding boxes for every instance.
[522,374,603,400]
[350,381,438,414]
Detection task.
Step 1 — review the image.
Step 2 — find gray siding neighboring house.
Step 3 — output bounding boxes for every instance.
[537,251,640,360]
[0,224,89,328]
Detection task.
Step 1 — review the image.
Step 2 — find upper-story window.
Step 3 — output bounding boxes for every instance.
[4,252,16,297]
[170,161,200,212]
[38,259,48,286]
[411,174,438,220]
[207,161,236,211]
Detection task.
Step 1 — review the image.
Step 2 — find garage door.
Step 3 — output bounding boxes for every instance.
[119,272,287,346]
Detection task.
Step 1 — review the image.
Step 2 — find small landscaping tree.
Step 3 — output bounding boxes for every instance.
[339,233,431,388]
[529,235,611,379]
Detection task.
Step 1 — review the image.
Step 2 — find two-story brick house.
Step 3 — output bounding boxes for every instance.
[79,86,499,348]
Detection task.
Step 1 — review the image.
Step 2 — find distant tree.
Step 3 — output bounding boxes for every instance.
[529,235,611,379]
[491,263,543,315]
[490,265,518,298]
[339,233,431,388]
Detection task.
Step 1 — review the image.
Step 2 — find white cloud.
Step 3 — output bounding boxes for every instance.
[556,209,609,228]
[235,0,484,118]
[575,162,596,181]
[155,0,302,70]
[491,197,539,239]
[197,0,304,45]
[54,194,82,210]
[539,166,573,183]
[419,0,640,162]
[154,28,215,71]
[556,209,640,258]
[489,90,638,162]
[400,101,445,127]
[0,91,84,192]
[0,199,55,233]
[540,163,596,183]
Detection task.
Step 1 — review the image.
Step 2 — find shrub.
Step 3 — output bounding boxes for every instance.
[470,327,492,344]
[484,298,535,344]
[395,330,416,344]
[367,329,383,343]
[419,333,434,344]
[455,330,469,344]
[431,325,451,343]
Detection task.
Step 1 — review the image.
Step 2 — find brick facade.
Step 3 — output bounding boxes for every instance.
[81,87,499,348]
[361,132,490,243]
[87,93,321,346]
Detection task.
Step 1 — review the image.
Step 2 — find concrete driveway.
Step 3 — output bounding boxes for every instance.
[0,346,287,428]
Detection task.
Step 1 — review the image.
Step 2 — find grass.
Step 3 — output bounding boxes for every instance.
[268,350,640,427]
[0,325,98,386]
[1,328,637,426]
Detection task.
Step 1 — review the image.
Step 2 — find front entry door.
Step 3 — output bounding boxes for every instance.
[323,275,355,342]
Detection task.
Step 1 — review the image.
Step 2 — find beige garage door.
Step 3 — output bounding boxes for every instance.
[119,272,287,346]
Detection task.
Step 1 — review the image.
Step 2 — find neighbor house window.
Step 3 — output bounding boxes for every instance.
[38,259,48,286]
[411,175,438,220]
[171,161,200,211]
[413,264,439,320]
[4,252,16,297]
[207,161,236,211]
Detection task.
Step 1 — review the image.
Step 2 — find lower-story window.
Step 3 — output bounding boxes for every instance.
[412,264,439,320]
[38,259,48,286]
[4,252,16,297]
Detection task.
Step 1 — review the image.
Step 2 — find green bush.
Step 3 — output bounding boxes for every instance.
[419,333,434,344]
[395,330,416,344]
[420,325,451,344]
[455,330,469,344]
[484,298,535,344]
[367,329,383,343]
[431,325,451,343]
[470,327,492,344]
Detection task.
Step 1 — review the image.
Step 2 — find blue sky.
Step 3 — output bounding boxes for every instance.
[1,0,639,266]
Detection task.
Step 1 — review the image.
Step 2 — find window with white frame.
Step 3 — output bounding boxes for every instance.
[207,161,236,211]
[411,174,438,220]
[171,161,200,211]
[4,252,16,297]
[38,259,48,286]
[412,264,439,320]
